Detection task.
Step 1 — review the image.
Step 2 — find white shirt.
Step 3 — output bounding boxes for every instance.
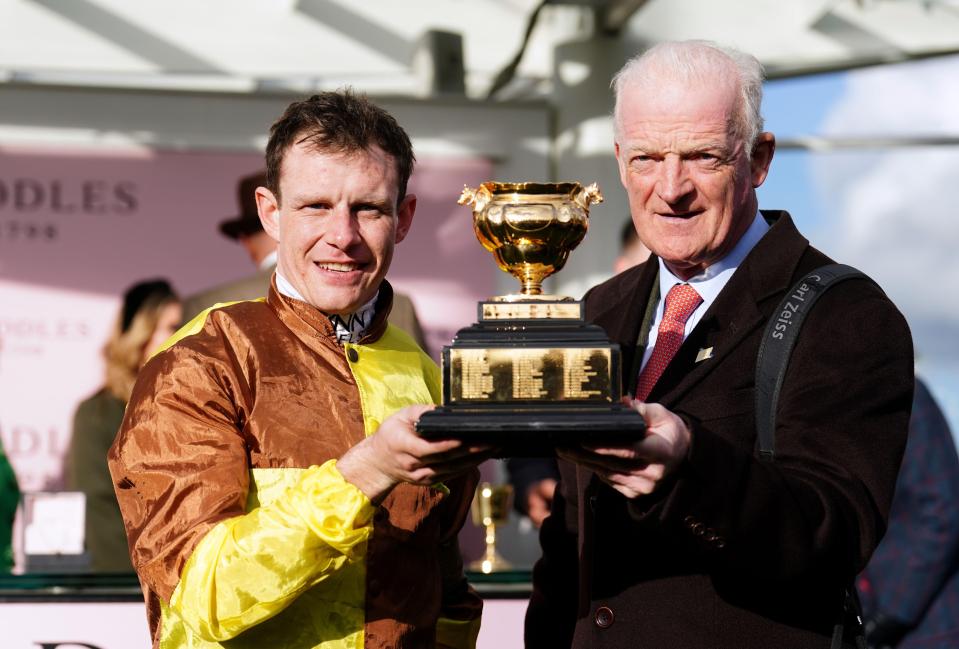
[259,249,278,271]
[275,270,378,343]
[275,270,304,302]
[640,212,770,371]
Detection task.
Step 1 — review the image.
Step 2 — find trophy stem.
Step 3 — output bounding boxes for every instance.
[468,482,513,574]
[519,271,544,296]
[522,280,542,295]
[476,521,511,574]
[483,523,496,573]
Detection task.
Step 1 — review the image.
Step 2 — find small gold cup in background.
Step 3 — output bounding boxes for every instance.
[469,482,514,574]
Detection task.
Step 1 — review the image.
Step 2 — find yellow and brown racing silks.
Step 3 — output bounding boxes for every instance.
[109,281,481,649]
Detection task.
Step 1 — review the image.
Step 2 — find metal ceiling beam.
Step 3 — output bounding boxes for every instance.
[765,46,959,79]
[296,0,414,65]
[810,10,902,59]
[598,0,651,34]
[544,0,650,34]
[27,0,222,73]
[777,135,959,150]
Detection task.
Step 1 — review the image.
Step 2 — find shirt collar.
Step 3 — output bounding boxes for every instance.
[657,210,769,304]
[275,270,305,302]
[274,270,379,344]
[259,249,278,271]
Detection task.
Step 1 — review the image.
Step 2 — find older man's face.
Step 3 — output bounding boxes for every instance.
[615,78,774,279]
[256,142,414,315]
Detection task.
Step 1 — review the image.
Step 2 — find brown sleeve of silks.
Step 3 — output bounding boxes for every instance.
[108,345,249,602]
[438,468,483,622]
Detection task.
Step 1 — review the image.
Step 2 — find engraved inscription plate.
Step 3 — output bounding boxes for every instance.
[456,349,495,400]
[450,347,612,403]
[513,352,547,400]
[481,302,582,321]
[563,348,605,399]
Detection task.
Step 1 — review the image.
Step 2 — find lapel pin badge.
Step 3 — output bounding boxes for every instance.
[695,347,714,363]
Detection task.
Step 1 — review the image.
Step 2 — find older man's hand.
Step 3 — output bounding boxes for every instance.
[558,400,691,499]
[337,404,490,504]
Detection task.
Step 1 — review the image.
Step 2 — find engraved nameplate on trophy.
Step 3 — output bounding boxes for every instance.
[448,348,612,403]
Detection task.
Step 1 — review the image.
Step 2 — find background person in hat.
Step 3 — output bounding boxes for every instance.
[217,171,280,271]
[181,171,286,322]
[182,170,429,351]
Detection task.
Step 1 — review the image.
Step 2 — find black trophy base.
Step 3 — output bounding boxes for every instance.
[416,404,645,456]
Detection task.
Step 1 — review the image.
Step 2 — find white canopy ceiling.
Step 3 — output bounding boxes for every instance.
[2,0,959,97]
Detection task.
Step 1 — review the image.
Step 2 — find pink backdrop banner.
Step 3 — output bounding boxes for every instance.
[0,145,492,495]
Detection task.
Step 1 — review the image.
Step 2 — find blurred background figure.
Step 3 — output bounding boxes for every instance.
[181,171,277,322]
[613,217,651,274]
[507,218,651,527]
[0,437,19,572]
[66,279,181,572]
[505,456,558,529]
[0,335,20,572]
[858,377,959,649]
[182,171,429,351]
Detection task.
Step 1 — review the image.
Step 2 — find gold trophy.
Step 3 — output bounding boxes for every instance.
[416,182,644,451]
[469,482,513,574]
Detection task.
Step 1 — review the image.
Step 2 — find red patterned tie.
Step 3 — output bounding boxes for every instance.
[635,283,703,401]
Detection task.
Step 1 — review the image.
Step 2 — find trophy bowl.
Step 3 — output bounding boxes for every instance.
[459,182,603,298]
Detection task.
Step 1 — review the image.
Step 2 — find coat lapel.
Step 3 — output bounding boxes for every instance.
[650,212,810,407]
[587,257,660,384]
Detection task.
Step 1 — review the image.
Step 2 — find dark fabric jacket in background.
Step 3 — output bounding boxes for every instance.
[527,212,915,649]
[181,264,276,322]
[67,388,134,572]
[507,457,560,517]
[858,378,959,649]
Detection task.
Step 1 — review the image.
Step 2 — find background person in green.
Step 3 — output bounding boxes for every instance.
[0,437,19,570]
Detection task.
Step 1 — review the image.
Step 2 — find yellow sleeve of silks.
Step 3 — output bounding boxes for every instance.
[168,460,375,642]
[436,616,482,649]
